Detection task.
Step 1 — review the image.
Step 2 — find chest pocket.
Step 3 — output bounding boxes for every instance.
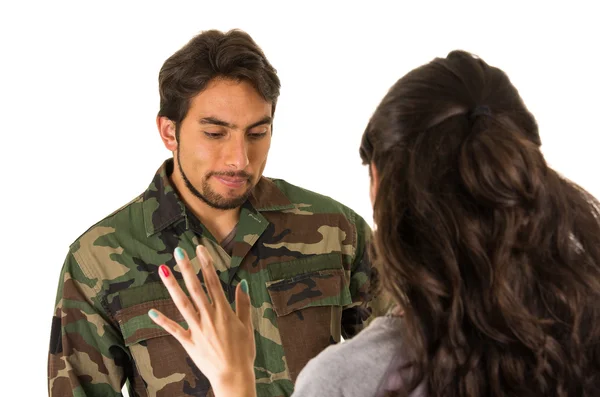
[115,282,211,397]
[265,253,352,381]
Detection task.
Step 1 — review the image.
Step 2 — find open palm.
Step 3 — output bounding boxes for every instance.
[148,245,257,397]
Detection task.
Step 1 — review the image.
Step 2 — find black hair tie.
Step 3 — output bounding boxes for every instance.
[468,105,492,120]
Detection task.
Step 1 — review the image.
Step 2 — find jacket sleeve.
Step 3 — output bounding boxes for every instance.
[341,213,393,339]
[48,250,129,396]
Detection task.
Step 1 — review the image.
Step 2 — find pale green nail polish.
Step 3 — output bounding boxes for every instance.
[174,247,185,260]
[240,279,249,294]
[148,309,159,319]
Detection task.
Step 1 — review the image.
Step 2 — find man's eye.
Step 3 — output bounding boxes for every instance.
[204,132,224,139]
[248,132,268,140]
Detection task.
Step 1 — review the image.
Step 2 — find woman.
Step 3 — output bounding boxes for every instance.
[148,50,600,396]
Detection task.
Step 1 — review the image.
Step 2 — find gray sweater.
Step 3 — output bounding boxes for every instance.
[292,316,425,397]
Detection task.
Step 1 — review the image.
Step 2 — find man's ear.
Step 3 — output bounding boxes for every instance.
[157,116,178,151]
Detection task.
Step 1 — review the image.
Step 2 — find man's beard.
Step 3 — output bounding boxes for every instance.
[177,150,253,210]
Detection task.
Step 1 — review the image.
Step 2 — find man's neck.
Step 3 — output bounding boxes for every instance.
[170,172,240,243]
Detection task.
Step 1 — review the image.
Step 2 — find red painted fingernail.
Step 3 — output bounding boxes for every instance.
[159,265,170,278]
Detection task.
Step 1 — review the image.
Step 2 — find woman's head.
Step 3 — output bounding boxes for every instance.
[361,51,600,396]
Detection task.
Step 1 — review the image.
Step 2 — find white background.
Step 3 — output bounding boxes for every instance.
[1,1,599,395]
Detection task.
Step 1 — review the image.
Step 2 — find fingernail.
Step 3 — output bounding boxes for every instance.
[174,247,185,260]
[240,279,249,294]
[159,265,170,278]
[148,309,159,319]
[197,245,208,267]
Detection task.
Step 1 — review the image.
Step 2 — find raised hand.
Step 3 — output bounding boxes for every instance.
[148,245,257,397]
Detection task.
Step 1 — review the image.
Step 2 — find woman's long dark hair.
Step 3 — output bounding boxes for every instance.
[361,51,600,396]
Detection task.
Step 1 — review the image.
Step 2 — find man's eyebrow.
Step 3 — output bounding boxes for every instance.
[199,117,233,128]
[246,116,273,130]
[198,116,272,131]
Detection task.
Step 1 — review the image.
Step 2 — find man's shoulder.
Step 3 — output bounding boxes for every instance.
[267,177,360,220]
[68,193,145,253]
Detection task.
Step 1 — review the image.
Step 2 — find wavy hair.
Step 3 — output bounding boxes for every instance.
[360,50,600,396]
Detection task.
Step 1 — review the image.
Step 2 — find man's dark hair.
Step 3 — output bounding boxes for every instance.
[158,29,280,127]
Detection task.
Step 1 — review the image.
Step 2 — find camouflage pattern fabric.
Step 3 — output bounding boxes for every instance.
[48,159,383,397]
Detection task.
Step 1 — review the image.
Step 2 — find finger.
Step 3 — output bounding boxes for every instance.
[158,264,201,328]
[174,247,212,316]
[196,245,229,309]
[148,308,189,344]
[235,279,253,331]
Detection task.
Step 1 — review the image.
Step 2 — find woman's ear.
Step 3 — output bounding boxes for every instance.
[370,163,379,207]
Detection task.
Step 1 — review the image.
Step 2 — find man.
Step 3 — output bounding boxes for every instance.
[48,29,381,397]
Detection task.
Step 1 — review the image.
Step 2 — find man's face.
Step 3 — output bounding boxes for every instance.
[174,78,273,210]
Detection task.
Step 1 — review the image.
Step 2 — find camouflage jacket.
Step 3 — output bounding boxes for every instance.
[48,159,380,397]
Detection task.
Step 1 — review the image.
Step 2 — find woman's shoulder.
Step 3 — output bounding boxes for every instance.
[292,315,404,397]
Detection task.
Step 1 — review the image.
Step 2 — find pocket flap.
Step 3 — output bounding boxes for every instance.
[115,283,188,346]
[266,268,352,316]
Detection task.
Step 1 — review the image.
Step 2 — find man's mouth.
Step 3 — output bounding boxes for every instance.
[213,175,249,188]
